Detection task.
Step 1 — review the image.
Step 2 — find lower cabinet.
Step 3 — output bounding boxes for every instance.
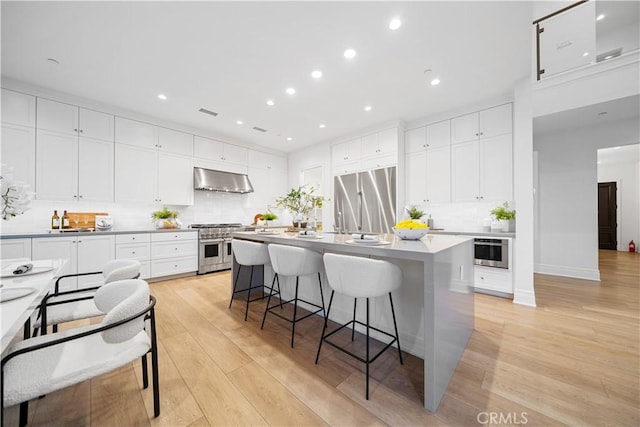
[1,238,32,260]
[474,266,513,294]
[115,233,151,279]
[150,231,198,278]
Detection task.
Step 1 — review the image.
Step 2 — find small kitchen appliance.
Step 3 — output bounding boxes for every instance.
[191,223,248,274]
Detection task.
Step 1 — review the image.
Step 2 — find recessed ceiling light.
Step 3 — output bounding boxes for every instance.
[364,105,372,112]
[583,52,589,57]
[266,99,275,106]
[389,18,402,30]
[47,58,60,65]
[604,55,613,60]
[157,94,167,100]
[596,14,605,21]
[286,137,293,141]
[236,120,243,125]
[344,49,357,59]
[311,70,323,79]
[286,87,296,95]
[431,78,441,86]
[319,124,326,128]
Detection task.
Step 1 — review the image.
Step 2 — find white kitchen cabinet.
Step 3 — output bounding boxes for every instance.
[158,127,193,156]
[115,144,158,204]
[358,128,398,159]
[451,103,512,145]
[78,137,114,202]
[426,120,451,149]
[451,134,512,202]
[1,238,32,260]
[333,138,361,164]
[405,127,427,153]
[474,266,513,294]
[405,145,451,205]
[150,231,198,278]
[1,124,36,189]
[32,235,114,291]
[115,117,157,150]
[115,234,151,279]
[405,151,427,205]
[194,136,248,169]
[37,98,114,142]
[1,89,36,127]
[248,165,287,211]
[157,152,194,205]
[35,129,78,201]
[78,108,114,141]
[361,153,397,170]
[247,150,287,171]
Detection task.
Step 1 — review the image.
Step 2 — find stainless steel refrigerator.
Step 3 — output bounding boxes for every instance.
[334,166,396,234]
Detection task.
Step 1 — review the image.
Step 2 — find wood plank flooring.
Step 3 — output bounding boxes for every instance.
[4,250,638,426]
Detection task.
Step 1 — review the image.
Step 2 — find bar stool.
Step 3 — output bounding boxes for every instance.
[230,239,279,321]
[262,244,326,347]
[316,253,403,400]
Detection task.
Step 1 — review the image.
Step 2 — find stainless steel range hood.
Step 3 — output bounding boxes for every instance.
[194,167,254,194]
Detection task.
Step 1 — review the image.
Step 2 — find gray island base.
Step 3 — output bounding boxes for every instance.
[231,231,474,412]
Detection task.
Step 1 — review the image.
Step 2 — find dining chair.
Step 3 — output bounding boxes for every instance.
[33,259,141,336]
[1,278,159,427]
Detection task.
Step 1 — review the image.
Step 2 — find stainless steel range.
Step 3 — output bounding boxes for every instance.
[191,223,246,274]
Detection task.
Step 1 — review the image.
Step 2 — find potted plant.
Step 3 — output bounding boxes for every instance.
[490,202,516,232]
[406,206,425,221]
[275,185,326,228]
[151,206,181,229]
[261,211,277,227]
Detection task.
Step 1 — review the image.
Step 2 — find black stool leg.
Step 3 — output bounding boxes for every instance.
[141,354,149,389]
[315,291,335,363]
[276,273,283,310]
[291,277,300,348]
[229,264,243,309]
[389,292,403,364]
[317,273,326,317]
[365,297,370,400]
[19,401,28,427]
[351,298,357,341]
[261,273,278,329]
[244,265,254,321]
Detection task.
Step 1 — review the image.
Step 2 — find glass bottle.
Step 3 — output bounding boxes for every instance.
[51,210,60,229]
[61,210,70,229]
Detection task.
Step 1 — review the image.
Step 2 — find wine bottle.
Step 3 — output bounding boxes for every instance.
[62,210,70,229]
[51,210,60,229]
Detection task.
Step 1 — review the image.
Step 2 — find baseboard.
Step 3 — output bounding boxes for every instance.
[534,263,601,281]
[513,289,537,307]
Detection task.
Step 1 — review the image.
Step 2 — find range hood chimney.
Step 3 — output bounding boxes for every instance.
[194,167,254,194]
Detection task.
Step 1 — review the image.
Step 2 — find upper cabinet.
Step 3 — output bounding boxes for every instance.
[194,136,248,171]
[157,127,193,156]
[361,128,397,157]
[114,117,156,149]
[247,150,287,171]
[1,88,36,127]
[405,120,450,154]
[37,98,114,141]
[451,103,512,145]
[332,127,398,175]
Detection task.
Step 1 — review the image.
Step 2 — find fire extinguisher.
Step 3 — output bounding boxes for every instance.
[630,240,636,253]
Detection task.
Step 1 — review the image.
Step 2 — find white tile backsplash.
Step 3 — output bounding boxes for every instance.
[406,200,514,233]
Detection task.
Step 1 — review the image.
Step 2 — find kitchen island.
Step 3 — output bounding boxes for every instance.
[231,231,474,412]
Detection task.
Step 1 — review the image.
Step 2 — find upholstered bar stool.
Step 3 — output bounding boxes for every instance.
[316,253,403,400]
[230,239,278,321]
[262,244,326,347]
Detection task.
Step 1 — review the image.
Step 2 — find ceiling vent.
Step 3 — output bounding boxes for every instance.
[252,126,267,133]
[596,48,622,63]
[198,108,218,117]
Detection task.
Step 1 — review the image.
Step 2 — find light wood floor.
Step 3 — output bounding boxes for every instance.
[4,250,639,426]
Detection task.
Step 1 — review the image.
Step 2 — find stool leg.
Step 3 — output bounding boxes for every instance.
[244,265,254,321]
[366,297,370,400]
[261,273,278,329]
[229,264,242,309]
[389,292,403,365]
[276,273,283,310]
[351,298,357,341]
[317,273,326,317]
[315,290,335,364]
[291,276,300,348]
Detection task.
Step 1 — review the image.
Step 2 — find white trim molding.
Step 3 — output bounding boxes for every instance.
[535,263,601,281]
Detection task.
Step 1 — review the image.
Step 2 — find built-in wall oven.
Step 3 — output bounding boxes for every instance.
[191,223,244,274]
[474,238,509,269]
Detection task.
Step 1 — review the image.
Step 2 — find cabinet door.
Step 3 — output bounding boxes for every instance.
[79,108,114,142]
[248,151,287,171]
[194,136,223,160]
[405,152,427,205]
[361,133,379,157]
[35,129,78,200]
[451,112,479,145]
[222,144,248,165]
[78,137,114,202]
[333,138,361,163]
[115,117,157,150]
[426,120,451,149]
[248,167,269,210]
[158,152,193,205]
[115,144,157,203]
[1,89,36,127]
[1,238,31,260]
[479,104,512,139]
[158,127,193,156]
[377,128,397,155]
[1,124,36,189]
[451,141,480,202]
[480,134,513,201]
[405,127,427,153]
[37,98,78,134]
[425,146,451,203]
[77,234,115,289]
[32,237,78,291]
[268,169,288,207]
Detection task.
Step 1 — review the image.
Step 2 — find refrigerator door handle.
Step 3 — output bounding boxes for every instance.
[357,190,363,231]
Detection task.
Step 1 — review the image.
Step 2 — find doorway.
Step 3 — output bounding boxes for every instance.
[598,182,617,250]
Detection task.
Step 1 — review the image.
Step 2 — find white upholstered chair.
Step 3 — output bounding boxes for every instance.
[316,253,403,400]
[262,244,326,347]
[1,278,159,427]
[34,259,141,335]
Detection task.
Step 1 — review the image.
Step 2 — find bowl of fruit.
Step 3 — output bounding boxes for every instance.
[393,219,429,240]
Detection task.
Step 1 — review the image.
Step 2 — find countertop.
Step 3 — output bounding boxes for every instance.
[0,228,199,239]
[427,230,516,238]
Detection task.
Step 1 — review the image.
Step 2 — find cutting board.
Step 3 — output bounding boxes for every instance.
[66,212,108,229]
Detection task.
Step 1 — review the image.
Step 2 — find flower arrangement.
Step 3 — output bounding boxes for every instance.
[262,211,278,221]
[275,185,326,217]
[490,202,516,220]
[1,164,34,220]
[151,207,181,229]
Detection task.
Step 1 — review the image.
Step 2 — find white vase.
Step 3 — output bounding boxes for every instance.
[499,219,514,232]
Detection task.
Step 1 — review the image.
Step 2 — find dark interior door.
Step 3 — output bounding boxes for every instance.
[598,182,617,250]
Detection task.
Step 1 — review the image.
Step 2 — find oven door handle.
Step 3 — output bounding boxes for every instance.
[474,242,505,247]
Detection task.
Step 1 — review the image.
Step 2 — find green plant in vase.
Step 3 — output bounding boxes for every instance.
[406,206,425,221]
[490,202,515,232]
[151,207,180,229]
[275,185,327,228]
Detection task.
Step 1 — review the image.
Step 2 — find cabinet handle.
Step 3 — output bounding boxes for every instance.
[132,237,136,240]
[174,264,178,268]
[79,195,83,199]
[73,195,77,198]
[480,276,485,280]
[79,129,83,133]
[480,132,483,136]
[159,145,162,148]
[74,128,78,132]
[132,251,136,254]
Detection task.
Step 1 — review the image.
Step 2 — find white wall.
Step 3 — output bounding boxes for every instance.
[598,152,640,251]
[534,117,640,280]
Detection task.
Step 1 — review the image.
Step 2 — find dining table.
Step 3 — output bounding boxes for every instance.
[0,258,69,356]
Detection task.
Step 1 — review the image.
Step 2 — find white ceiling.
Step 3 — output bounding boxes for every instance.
[1,1,532,153]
